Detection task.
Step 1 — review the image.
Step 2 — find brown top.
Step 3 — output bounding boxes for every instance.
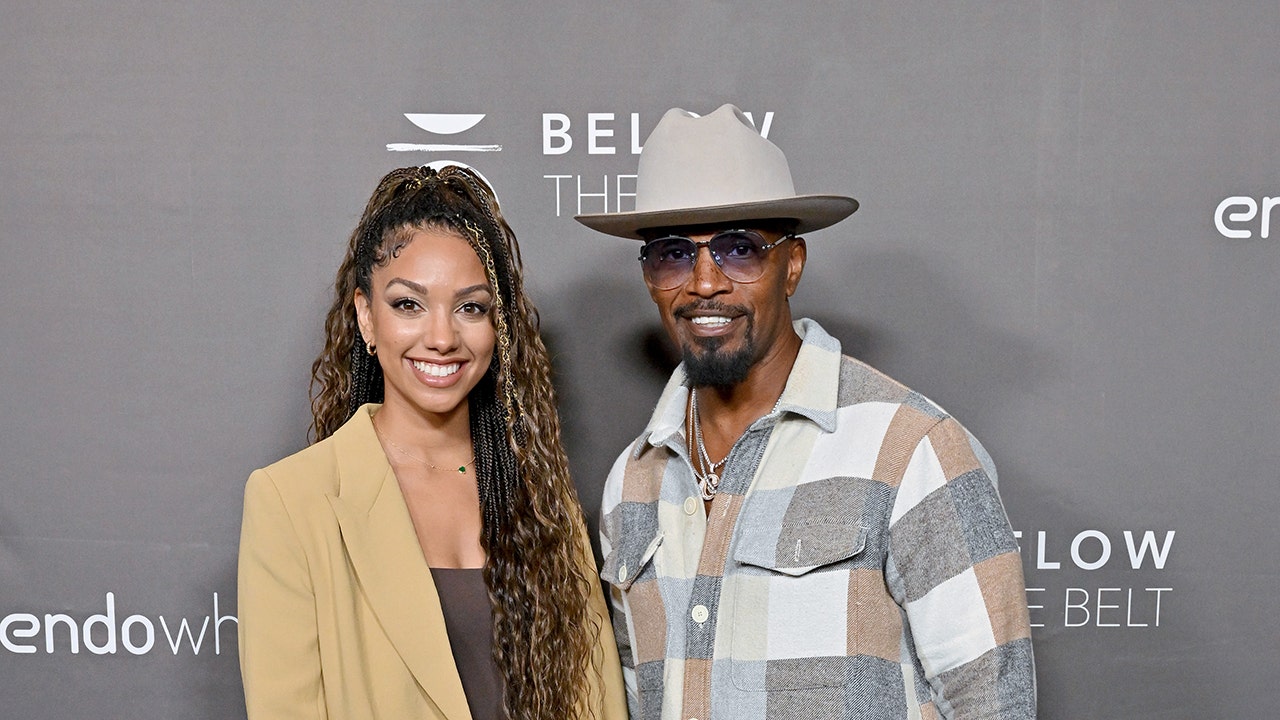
[432,568,503,720]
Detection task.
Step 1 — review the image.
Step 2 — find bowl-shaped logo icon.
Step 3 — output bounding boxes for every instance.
[404,114,486,135]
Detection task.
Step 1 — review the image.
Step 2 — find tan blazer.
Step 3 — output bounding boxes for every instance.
[238,404,627,719]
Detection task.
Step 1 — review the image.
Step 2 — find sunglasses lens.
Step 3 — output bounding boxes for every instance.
[708,231,769,282]
[641,237,697,289]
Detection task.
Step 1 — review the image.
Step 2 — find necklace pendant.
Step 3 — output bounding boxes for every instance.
[698,472,721,501]
[457,466,466,473]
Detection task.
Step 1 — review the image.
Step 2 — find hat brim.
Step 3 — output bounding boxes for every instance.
[575,194,858,240]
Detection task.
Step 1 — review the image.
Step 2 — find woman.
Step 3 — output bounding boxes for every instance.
[237,164,626,720]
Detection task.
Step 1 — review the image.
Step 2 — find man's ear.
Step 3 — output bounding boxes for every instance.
[785,236,807,297]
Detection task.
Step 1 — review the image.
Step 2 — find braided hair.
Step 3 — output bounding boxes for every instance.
[309,165,600,719]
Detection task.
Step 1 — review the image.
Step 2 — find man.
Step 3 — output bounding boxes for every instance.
[576,104,1035,720]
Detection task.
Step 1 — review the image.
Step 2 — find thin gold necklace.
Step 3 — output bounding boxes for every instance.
[373,417,474,474]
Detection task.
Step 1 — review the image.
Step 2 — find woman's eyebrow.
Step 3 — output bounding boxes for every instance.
[385,277,428,295]
[384,278,492,299]
[454,283,492,299]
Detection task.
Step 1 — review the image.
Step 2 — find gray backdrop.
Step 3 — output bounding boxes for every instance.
[2,2,1276,718]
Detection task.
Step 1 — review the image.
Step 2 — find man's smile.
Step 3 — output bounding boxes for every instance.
[675,303,749,337]
[690,316,732,327]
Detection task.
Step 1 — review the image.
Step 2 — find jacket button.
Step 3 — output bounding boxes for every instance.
[683,497,698,515]
[691,604,709,623]
[617,563,628,582]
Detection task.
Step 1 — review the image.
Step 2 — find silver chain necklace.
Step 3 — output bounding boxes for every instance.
[689,389,787,502]
[690,389,728,501]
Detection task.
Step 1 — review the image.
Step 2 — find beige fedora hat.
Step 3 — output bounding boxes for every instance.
[575,104,857,239]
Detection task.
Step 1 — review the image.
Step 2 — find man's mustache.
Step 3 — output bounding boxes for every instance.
[673,301,751,319]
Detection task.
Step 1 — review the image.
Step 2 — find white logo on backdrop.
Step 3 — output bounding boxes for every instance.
[1015,528,1175,630]
[381,107,779,217]
[541,110,775,155]
[1,592,235,657]
[1214,195,1278,238]
[387,114,502,153]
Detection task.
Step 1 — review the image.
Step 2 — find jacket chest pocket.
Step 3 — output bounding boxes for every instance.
[728,514,870,691]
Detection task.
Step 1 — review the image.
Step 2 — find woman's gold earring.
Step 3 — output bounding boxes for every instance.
[366,341,377,356]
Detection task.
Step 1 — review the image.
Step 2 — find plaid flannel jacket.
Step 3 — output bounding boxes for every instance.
[600,319,1035,720]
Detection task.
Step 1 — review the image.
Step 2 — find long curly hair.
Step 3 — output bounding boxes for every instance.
[310,164,599,719]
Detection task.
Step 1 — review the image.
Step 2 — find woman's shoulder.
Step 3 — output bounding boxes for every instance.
[247,406,380,499]
[248,432,343,501]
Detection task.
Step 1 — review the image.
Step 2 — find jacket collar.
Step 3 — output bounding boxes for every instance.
[636,318,842,457]
[325,404,473,720]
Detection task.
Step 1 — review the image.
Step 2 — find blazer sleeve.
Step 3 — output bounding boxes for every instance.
[578,522,630,720]
[238,468,327,720]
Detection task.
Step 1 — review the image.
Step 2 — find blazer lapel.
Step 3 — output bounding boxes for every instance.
[326,406,472,720]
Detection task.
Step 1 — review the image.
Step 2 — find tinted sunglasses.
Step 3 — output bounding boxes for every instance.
[638,229,794,290]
